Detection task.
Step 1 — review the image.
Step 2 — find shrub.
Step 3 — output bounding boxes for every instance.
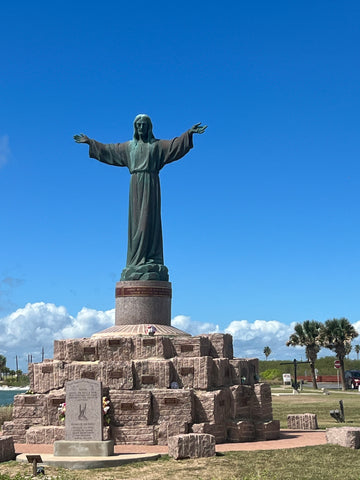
[0,405,13,428]
[260,369,282,380]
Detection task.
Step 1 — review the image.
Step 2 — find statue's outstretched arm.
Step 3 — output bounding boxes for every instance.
[189,123,207,135]
[74,133,90,144]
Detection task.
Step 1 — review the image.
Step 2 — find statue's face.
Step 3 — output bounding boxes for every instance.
[136,119,149,138]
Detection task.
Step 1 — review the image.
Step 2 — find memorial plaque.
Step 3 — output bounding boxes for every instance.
[181,344,194,352]
[142,338,156,347]
[42,365,53,373]
[141,375,156,384]
[83,347,96,355]
[120,402,134,410]
[108,339,122,346]
[24,396,37,405]
[65,379,103,441]
[180,367,194,375]
[51,398,65,406]
[81,371,96,379]
[164,397,179,405]
[109,370,123,379]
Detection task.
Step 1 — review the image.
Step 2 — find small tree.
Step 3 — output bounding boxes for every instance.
[263,346,271,360]
[355,344,360,361]
[0,355,7,381]
[286,320,322,389]
[319,318,359,391]
[0,355,6,373]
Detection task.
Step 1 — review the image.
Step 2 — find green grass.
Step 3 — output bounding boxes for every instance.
[271,387,360,428]
[1,446,360,479]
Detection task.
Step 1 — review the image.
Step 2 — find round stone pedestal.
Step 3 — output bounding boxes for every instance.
[115,281,172,326]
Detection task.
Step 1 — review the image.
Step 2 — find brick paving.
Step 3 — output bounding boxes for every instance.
[13,430,326,456]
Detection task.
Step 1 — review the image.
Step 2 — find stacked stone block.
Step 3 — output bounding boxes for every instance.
[287,414,318,430]
[168,433,216,459]
[326,427,360,449]
[172,356,214,389]
[152,389,193,444]
[4,333,279,445]
[0,437,15,462]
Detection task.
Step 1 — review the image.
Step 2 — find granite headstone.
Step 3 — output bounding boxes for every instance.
[65,379,103,441]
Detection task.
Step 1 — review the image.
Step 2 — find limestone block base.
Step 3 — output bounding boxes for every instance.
[111,426,156,445]
[287,414,318,430]
[0,436,15,462]
[255,420,281,440]
[227,420,256,442]
[25,426,111,444]
[192,422,227,443]
[54,440,114,457]
[168,433,216,460]
[326,427,360,449]
[7,332,279,447]
[26,426,65,444]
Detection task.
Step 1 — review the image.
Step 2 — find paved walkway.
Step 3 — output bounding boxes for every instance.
[14,430,327,456]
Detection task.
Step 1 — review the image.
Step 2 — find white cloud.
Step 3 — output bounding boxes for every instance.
[58,307,114,339]
[0,135,10,167]
[2,303,359,370]
[0,302,114,368]
[226,319,293,341]
[172,314,220,336]
[225,319,301,360]
[172,316,301,360]
[351,321,360,337]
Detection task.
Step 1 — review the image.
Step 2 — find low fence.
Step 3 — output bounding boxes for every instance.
[297,375,339,382]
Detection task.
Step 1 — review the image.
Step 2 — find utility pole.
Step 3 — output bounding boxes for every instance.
[280,359,310,391]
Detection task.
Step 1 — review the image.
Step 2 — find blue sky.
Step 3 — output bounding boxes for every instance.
[1,1,360,370]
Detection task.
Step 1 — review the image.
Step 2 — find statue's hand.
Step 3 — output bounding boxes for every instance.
[73,133,90,144]
[189,123,207,135]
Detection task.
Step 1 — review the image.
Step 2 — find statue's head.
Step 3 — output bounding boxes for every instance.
[133,114,155,143]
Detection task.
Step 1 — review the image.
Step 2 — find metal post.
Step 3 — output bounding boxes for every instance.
[26,455,42,477]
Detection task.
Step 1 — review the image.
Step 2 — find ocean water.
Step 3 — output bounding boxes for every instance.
[0,388,28,406]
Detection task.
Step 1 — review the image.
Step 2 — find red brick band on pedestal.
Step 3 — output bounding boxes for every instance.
[115,286,172,298]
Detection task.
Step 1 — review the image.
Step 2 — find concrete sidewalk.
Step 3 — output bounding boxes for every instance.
[14,430,327,456]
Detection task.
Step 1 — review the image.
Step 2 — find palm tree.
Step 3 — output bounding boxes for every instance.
[263,346,271,360]
[286,320,322,389]
[319,318,359,391]
[0,355,6,380]
[355,344,360,361]
[345,342,352,359]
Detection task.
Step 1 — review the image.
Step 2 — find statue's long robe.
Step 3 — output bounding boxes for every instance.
[88,131,193,270]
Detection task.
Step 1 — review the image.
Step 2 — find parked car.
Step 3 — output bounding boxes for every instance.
[344,370,360,389]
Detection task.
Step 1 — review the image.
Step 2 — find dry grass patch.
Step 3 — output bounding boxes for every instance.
[1,446,360,480]
[0,406,12,428]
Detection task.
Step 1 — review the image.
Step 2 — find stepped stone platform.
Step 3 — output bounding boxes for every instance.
[3,332,280,446]
[16,452,161,470]
[92,323,190,337]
